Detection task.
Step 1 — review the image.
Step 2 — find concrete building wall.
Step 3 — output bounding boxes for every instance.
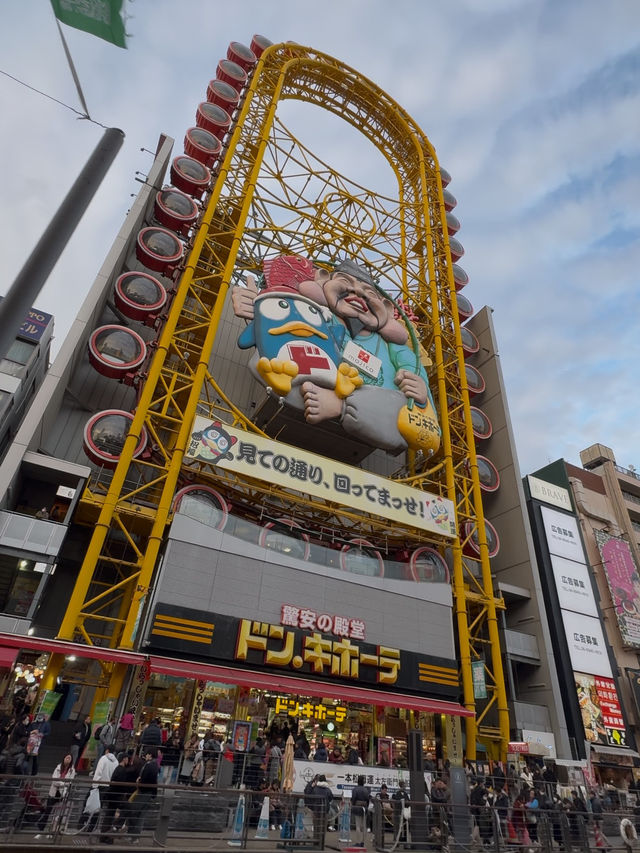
[146,512,455,658]
[466,306,571,756]
[0,135,175,503]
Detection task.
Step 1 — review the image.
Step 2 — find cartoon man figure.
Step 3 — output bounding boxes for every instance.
[298,259,439,454]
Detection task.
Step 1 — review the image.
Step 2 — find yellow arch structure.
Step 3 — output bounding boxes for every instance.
[49,42,508,758]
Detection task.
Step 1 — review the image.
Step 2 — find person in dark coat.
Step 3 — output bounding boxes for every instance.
[140,718,163,750]
[99,751,130,844]
[305,774,333,844]
[70,714,92,767]
[351,774,371,845]
[128,749,159,840]
[313,741,329,762]
[346,746,360,765]
[11,714,31,746]
[295,732,311,758]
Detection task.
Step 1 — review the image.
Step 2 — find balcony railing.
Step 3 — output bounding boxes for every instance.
[0,510,66,558]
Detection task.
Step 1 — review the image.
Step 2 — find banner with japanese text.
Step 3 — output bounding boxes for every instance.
[147,603,459,700]
[186,417,456,538]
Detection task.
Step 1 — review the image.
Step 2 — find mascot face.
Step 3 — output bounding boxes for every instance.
[257,294,330,346]
[196,422,237,461]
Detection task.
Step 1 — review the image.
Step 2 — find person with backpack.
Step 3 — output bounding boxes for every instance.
[96,718,116,763]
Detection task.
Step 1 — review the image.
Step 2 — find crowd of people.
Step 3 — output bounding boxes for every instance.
[1,698,639,847]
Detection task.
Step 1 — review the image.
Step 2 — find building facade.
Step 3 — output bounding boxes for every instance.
[525,451,640,783]
[465,308,570,760]
[0,36,525,770]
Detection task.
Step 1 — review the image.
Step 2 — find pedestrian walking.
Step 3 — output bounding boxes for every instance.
[128,749,160,841]
[70,714,92,768]
[99,751,130,844]
[35,753,75,836]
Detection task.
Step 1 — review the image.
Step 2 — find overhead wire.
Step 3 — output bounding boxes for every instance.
[0,68,109,130]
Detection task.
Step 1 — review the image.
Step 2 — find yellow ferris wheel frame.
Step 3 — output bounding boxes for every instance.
[48,42,509,758]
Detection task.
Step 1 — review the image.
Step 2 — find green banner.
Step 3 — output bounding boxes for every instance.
[50,0,127,48]
[472,660,487,700]
[82,700,112,761]
[37,690,61,718]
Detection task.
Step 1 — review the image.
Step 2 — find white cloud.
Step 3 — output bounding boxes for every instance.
[0,0,639,480]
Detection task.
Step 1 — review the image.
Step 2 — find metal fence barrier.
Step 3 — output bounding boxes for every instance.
[0,773,333,848]
[0,775,638,851]
[370,797,640,853]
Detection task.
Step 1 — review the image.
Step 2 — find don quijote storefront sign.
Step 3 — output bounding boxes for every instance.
[146,603,459,700]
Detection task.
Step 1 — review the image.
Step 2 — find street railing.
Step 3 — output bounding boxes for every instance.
[0,773,330,848]
[370,797,638,852]
[0,774,637,851]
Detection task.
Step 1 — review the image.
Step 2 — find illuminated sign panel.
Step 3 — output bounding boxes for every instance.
[575,672,626,747]
[275,696,347,722]
[186,417,456,537]
[148,604,459,700]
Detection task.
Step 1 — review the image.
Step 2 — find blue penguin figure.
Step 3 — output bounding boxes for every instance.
[238,288,348,398]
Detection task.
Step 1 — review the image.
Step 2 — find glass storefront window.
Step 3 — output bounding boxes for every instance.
[0,554,41,617]
[4,339,36,365]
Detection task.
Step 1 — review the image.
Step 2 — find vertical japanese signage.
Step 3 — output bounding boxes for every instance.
[539,502,627,749]
[594,531,640,649]
[471,660,487,699]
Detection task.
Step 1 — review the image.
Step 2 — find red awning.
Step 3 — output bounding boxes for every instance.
[0,633,471,718]
[0,645,17,669]
[149,655,473,717]
[0,633,145,667]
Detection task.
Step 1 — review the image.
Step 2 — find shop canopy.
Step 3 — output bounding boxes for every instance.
[147,655,474,717]
[590,744,640,765]
[0,633,472,717]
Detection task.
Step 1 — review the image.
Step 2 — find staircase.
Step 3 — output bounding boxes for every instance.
[37,720,76,775]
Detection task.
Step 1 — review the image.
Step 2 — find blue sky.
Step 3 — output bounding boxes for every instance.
[1,0,639,475]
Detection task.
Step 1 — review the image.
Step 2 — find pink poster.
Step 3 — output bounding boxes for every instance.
[597,532,640,649]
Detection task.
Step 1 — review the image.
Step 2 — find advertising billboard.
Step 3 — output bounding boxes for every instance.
[541,506,585,564]
[575,672,626,747]
[562,610,612,678]
[550,554,598,617]
[594,530,640,649]
[187,417,456,537]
